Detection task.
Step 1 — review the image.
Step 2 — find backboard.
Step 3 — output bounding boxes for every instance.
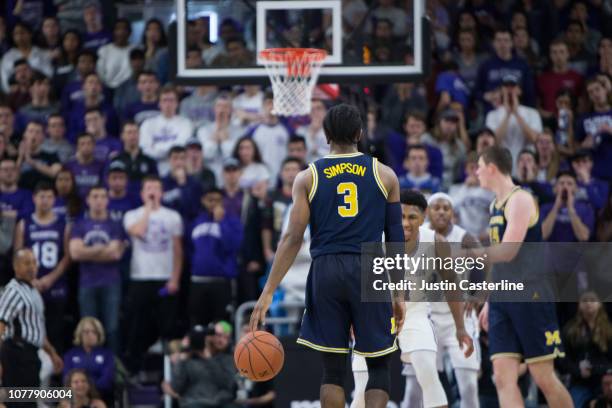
[170,0,430,85]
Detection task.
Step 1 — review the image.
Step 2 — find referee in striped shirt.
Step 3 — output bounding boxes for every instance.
[0,249,63,405]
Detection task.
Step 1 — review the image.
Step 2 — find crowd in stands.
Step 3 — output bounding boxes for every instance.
[0,0,611,407]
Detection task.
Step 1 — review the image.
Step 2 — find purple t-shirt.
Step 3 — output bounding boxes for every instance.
[0,189,34,220]
[125,101,160,125]
[540,201,595,242]
[65,159,105,198]
[576,109,612,180]
[82,31,112,52]
[70,216,124,288]
[108,193,140,223]
[94,137,122,162]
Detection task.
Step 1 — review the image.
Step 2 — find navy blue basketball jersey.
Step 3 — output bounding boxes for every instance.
[308,153,387,258]
[489,186,542,243]
[24,215,66,279]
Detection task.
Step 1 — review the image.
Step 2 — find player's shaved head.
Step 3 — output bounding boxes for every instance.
[323,103,362,146]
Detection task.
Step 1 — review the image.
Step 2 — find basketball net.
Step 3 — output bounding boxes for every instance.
[260,48,327,116]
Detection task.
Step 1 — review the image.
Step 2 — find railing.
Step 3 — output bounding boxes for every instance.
[233,300,306,344]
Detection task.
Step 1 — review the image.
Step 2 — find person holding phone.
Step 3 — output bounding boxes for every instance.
[541,171,594,242]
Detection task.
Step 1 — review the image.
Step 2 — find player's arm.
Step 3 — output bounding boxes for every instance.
[377,161,406,333]
[249,169,311,330]
[435,233,474,357]
[483,191,535,263]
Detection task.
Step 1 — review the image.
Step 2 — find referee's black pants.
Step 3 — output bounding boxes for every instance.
[1,339,40,408]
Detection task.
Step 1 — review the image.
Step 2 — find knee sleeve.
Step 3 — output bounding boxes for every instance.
[365,354,391,394]
[410,351,448,408]
[322,352,347,387]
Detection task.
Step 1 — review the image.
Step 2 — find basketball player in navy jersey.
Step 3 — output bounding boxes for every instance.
[13,181,71,351]
[475,146,572,407]
[250,104,406,408]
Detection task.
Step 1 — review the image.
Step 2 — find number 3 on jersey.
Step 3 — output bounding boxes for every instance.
[337,182,358,217]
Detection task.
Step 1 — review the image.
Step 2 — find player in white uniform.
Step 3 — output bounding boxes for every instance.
[426,192,482,408]
[351,190,473,408]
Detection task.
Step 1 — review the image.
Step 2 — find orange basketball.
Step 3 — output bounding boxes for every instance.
[234,331,284,381]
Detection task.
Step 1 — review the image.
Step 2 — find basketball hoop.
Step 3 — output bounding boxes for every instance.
[259,48,327,116]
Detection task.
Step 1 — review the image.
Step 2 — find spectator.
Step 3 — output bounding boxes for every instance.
[287,135,308,165]
[113,121,158,188]
[423,108,468,189]
[0,104,19,155]
[52,29,81,90]
[106,160,139,223]
[398,145,441,195]
[221,159,247,219]
[542,171,594,242]
[589,370,612,407]
[560,291,612,408]
[571,150,609,212]
[452,29,486,92]
[381,82,429,133]
[96,19,134,89]
[232,136,270,190]
[592,37,612,77]
[485,73,542,168]
[553,89,577,158]
[569,2,601,56]
[448,152,494,240]
[140,85,194,176]
[81,2,111,52]
[388,111,443,179]
[63,317,115,403]
[179,85,218,128]
[434,61,470,113]
[13,181,70,352]
[372,0,408,36]
[515,149,554,204]
[474,28,535,110]
[17,121,61,190]
[535,129,561,184]
[162,324,237,408]
[1,22,52,93]
[185,139,216,194]
[69,185,125,351]
[197,94,243,182]
[246,93,292,182]
[84,108,121,162]
[537,40,584,119]
[65,133,104,198]
[577,78,612,181]
[296,99,330,162]
[8,59,33,111]
[566,19,594,75]
[60,50,97,112]
[113,48,146,115]
[211,36,254,67]
[513,27,540,70]
[66,72,118,143]
[360,105,392,165]
[232,85,264,128]
[142,18,168,80]
[124,70,160,125]
[0,157,33,219]
[188,187,242,326]
[58,368,107,408]
[41,114,74,163]
[37,16,61,54]
[123,177,183,373]
[261,157,301,265]
[162,146,202,222]
[18,73,58,126]
[53,168,82,223]
[0,206,17,285]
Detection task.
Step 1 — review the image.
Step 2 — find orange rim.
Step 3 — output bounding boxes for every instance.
[259,47,327,63]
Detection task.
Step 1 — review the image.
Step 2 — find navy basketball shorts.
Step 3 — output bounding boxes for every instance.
[297,254,397,357]
[488,301,565,364]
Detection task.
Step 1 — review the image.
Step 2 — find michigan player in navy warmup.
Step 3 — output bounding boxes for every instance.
[475,146,572,408]
[250,104,406,408]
